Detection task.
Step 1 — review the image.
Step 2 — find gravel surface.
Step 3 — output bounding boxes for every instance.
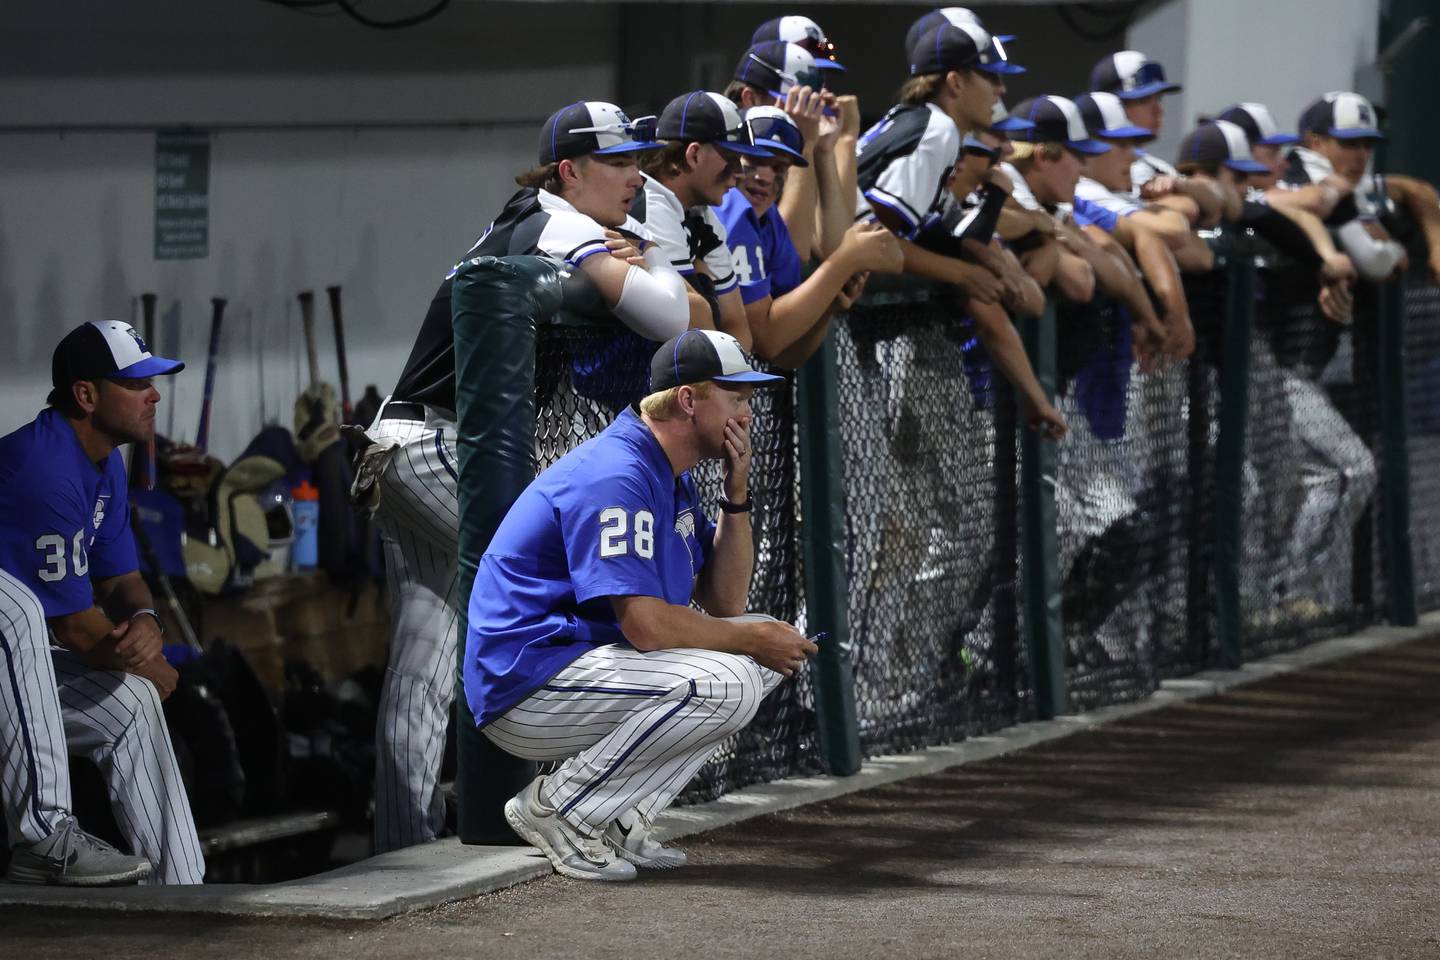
[4,638,1438,960]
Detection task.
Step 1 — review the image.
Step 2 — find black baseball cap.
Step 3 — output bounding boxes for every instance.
[657,92,773,157]
[733,42,825,100]
[1216,103,1300,147]
[909,21,1025,77]
[750,16,845,72]
[904,8,1016,62]
[1178,121,1269,174]
[1074,92,1155,141]
[650,330,786,392]
[539,101,662,165]
[1089,51,1182,100]
[1011,96,1111,154]
[1298,91,1384,141]
[49,320,184,406]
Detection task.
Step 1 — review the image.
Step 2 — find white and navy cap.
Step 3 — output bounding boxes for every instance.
[991,100,1034,135]
[1075,92,1155,141]
[1179,121,1269,174]
[49,320,184,404]
[910,21,1025,76]
[539,101,662,165]
[750,16,844,71]
[904,8,1015,59]
[658,91,773,157]
[1298,91,1384,141]
[1089,51,1182,100]
[1011,96,1111,155]
[650,330,786,392]
[1216,102,1299,147]
[734,42,825,99]
[743,107,809,166]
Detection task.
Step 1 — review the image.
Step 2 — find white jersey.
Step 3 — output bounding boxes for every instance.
[532,189,653,265]
[854,102,960,238]
[1283,146,1388,220]
[1130,150,1180,195]
[635,174,739,293]
[1075,176,1143,217]
[998,161,1042,212]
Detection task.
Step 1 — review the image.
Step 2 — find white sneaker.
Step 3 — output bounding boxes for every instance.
[604,812,688,869]
[504,778,636,882]
[4,817,153,887]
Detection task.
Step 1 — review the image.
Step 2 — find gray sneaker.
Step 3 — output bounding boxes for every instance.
[5,818,153,886]
[504,778,636,882]
[603,812,688,869]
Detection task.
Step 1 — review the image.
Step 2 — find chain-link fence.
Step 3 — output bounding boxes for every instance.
[1406,283,1440,609]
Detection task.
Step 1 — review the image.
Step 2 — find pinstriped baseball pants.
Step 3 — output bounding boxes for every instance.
[0,569,205,884]
[368,404,460,854]
[484,626,784,837]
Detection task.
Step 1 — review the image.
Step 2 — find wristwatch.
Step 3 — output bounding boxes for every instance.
[131,607,165,636]
[717,495,753,514]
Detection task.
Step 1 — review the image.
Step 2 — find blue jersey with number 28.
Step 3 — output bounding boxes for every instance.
[0,408,138,617]
[464,406,717,727]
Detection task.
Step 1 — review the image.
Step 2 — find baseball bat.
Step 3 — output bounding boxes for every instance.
[326,285,352,423]
[137,292,159,490]
[129,504,203,653]
[195,297,226,452]
[297,290,320,388]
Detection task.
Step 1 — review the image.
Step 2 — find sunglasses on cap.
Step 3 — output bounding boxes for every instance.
[796,35,840,64]
[568,113,659,143]
[746,52,826,95]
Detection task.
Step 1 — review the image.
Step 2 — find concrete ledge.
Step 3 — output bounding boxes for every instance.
[3,613,1434,919]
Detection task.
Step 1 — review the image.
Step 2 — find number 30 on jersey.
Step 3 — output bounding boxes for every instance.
[599,507,654,559]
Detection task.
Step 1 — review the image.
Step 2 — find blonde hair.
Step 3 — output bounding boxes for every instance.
[1007,141,1064,173]
[639,380,713,421]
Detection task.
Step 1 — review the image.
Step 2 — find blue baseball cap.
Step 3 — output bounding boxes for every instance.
[1298,91,1385,141]
[751,16,844,72]
[1075,92,1155,141]
[990,100,1034,135]
[1217,102,1300,147]
[650,330,786,391]
[658,91,774,158]
[1011,96,1111,155]
[743,107,809,166]
[539,101,662,164]
[909,21,1025,77]
[1090,51,1182,100]
[1179,121,1269,174]
[734,42,826,100]
[50,320,184,405]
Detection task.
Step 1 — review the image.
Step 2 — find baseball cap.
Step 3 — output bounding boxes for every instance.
[991,100,1034,135]
[1178,120,1269,174]
[49,320,184,406]
[750,16,844,71]
[658,91,773,157]
[1089,51,1182,100]
[1216,102,1300,147]
[1011,96,1111,155]
[1298,91,1384,141]
[1075,92,1155,141]
[961,134,999,160]
[734,42,825,99]
[539,101,662,165]
[904,9,1016,59]
[743,107,809,167]
[650,330,786,392]
[909,21,1025,76]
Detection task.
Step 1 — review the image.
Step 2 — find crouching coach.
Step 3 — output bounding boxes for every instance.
[464,330,813,882]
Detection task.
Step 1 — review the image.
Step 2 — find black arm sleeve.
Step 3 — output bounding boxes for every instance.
[1239,200,1322,269]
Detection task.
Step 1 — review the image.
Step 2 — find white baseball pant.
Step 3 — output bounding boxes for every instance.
[484,631,784,837]
[0,569,205,884]
[368,400,460,854]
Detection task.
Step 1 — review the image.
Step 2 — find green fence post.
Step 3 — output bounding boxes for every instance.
[1376,279,1419,625]
[1018,301,1066,718]
[796,328,862,775]
[1213,244,1256,669]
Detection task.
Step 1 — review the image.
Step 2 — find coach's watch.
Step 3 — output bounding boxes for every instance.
[717,495,752,514]
[131,608,165,636]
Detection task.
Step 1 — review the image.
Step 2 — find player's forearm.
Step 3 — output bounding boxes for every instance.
[811,146,849,260]
[95,570,155,623]
[613,595,754,654]
[969,300,1047,410]
[715,290,753,351]
[899,236,983,286]
[1390,176,1440,259]
[751,256,859,361]
[1132,228,1190,328]
[692,510,753,618]
[48,606,126,669]
[778,155,820,263]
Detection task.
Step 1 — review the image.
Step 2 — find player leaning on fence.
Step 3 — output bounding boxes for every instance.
[465,330,813,882]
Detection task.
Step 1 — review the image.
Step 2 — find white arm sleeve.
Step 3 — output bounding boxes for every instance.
[1335,220,1404,281]
[612,245,691,340]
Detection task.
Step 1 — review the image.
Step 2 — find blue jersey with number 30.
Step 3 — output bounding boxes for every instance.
[0,409,138,617]
[464,406,717,726]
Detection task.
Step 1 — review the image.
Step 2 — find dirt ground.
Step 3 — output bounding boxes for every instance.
[4,638,1439,960]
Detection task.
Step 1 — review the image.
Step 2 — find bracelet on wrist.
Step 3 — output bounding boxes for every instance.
[131,608,165,636]
[718,495,752,514]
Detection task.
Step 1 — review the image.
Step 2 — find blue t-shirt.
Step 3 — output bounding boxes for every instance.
[0,409,138,617]
[714,188,804,307]
[464,406,717,726]
[1071,197,1119,233]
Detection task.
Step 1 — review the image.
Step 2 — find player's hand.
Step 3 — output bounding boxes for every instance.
[832,272,870,312]
[781,85,825,145]
[721,417,752,501]
[813,91,843,152]
[954,261,1005,304]
[742,619,818,677]
[986,166,1014,196]
[1141,176,1178,200]
[133,658,179,701]
[1162,313,1197,360]
[604,229,647,267]
[1318,279,1354,325]
[110,614,163,670]
[839,221,903,274]
[1023,398,1067,440]
[1320,251,1357,284]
